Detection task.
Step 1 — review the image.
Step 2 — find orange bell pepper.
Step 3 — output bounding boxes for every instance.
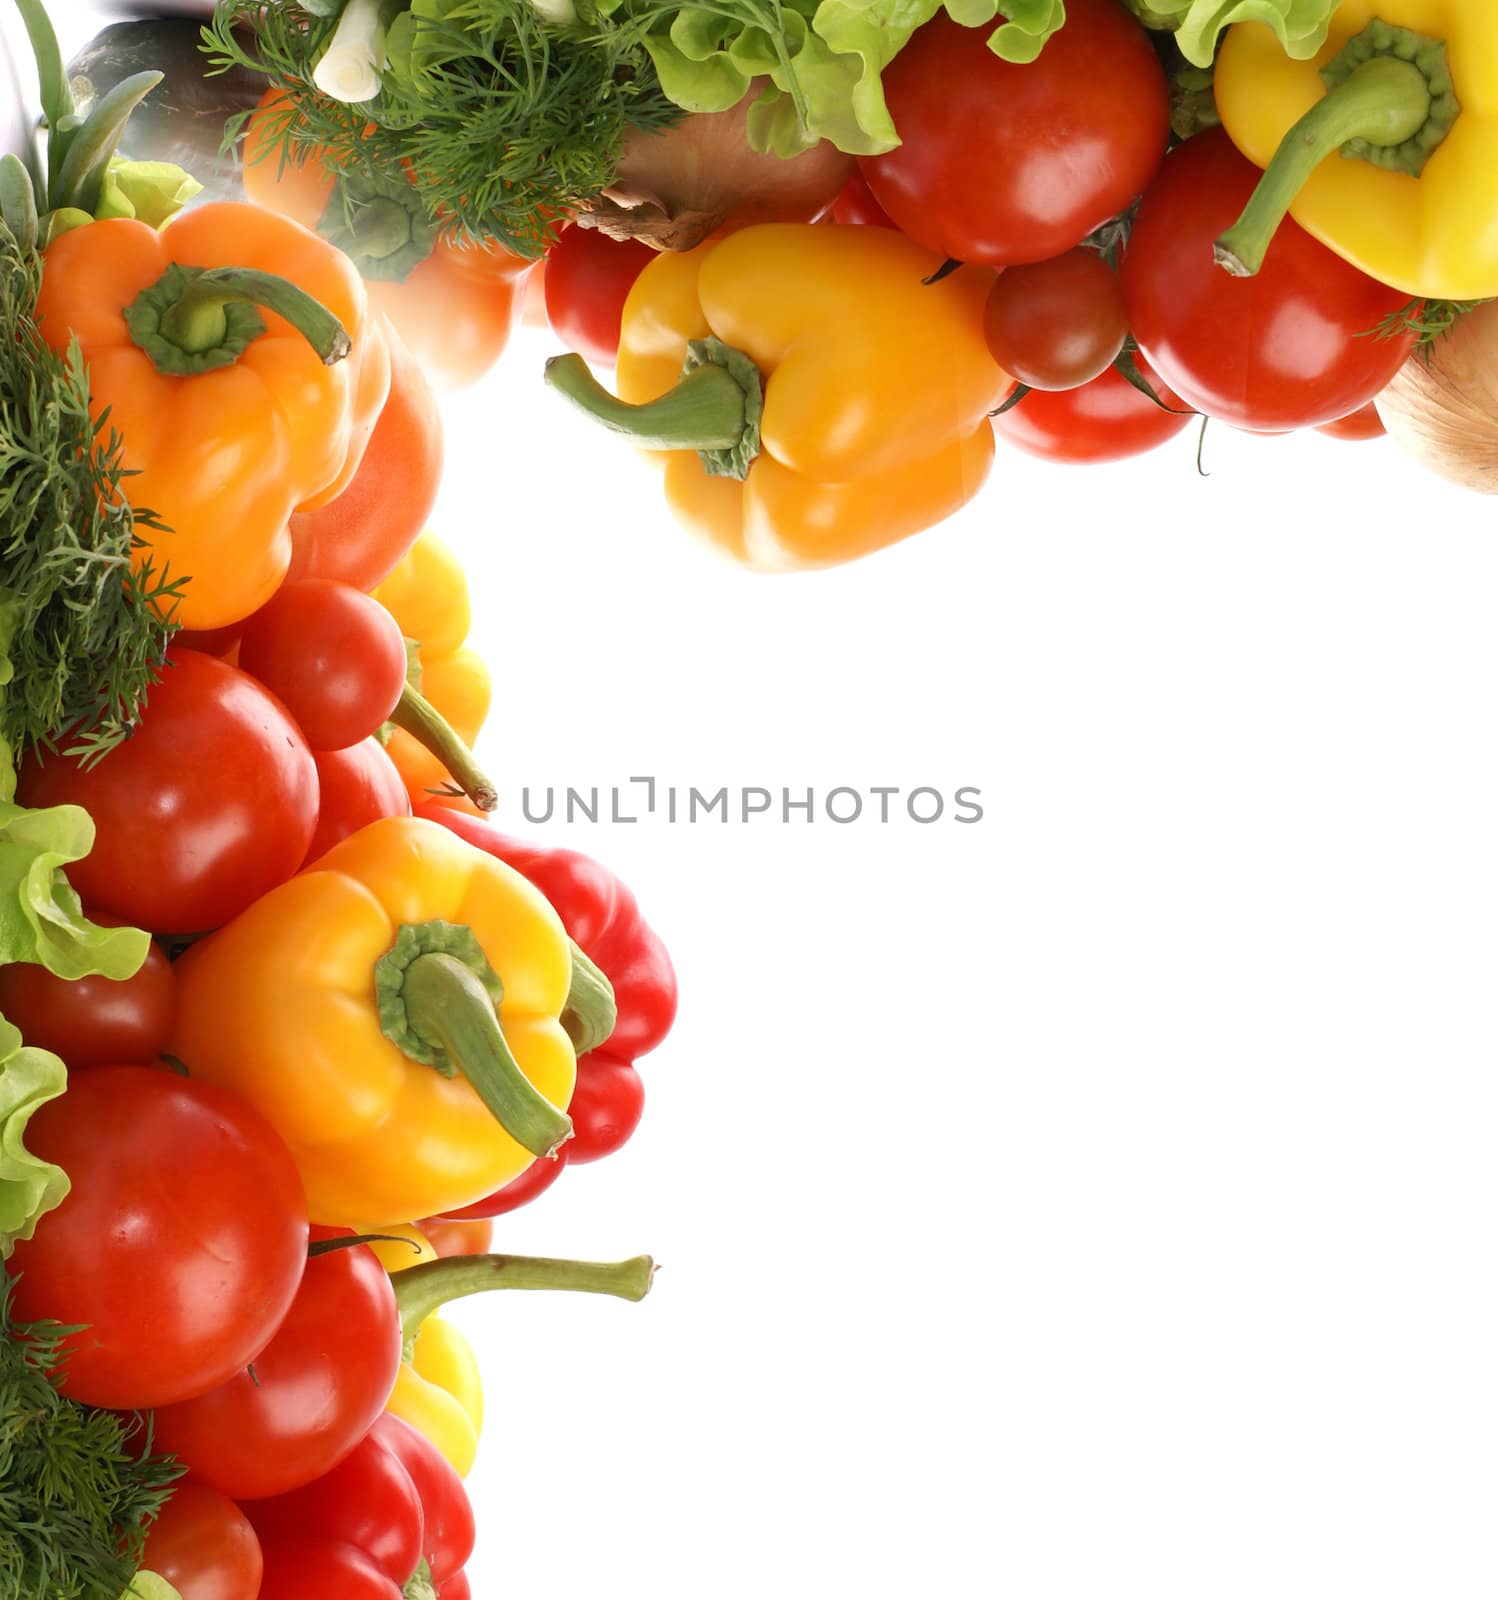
[34,202,390,630]
[243,90,530,390]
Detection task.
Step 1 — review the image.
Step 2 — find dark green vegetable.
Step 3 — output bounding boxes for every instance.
[67,17,265,202]
[0,1267,183,1600]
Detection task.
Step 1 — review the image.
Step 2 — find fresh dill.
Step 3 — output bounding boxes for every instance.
[1373,295,1494,353]
[203,0,683,259]
[0,1269,183,1600]
[0,228,182,767]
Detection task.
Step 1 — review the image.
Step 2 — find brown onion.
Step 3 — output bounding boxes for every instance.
[1376,301,1498,493]
[580,87,854,252]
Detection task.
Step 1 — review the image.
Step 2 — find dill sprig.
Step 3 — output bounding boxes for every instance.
[1372,295,1494,353]
[0,1269,183,1600]
[203,0,682,259]
[0,229,183,768]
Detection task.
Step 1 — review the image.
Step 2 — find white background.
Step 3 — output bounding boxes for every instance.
[14,8,1498,1597]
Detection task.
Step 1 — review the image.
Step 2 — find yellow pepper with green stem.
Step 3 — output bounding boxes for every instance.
[545,224,1008,571]
[1214,1,1498,299]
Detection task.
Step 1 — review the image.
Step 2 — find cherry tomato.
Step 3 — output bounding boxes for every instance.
[0,923,175,1069]
[255,1539,402,1600]
[983,248,1127,390]
[16,650,319,935]
[544,224,656,367]
[1120,129,1416,433]
[8,1066,307,1408]
[992,356,1194,465]
[416,1215,495,1257]
[566,1051,646,1163]
[239,581,409,752]
[829,171,896,229]
[141,1485,264,1600]
[439,1149,568,1219]
[860,0,1168,266]
[286,323,443,593]
[1316,401,1387,441]
[151,1228,403,1501]
[304,738,412,867]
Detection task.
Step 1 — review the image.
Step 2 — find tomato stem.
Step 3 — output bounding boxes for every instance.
[375,921,573,1159]
[389,681,497,812]
[124,263,351,375]
[1215,25,1457,278]
[544,337,763,481]
[392,1250,656,1340]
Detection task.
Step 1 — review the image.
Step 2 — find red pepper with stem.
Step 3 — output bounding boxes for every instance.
[415,808,678,1213]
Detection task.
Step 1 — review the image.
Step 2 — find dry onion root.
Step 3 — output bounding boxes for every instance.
[1376,300,1498,493]
[579,87,854,252]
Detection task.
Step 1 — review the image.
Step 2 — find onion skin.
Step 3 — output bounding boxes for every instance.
[581,90,854,252]
[1376,302,1498,493]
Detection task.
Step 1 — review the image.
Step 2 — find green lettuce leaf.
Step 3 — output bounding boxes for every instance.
[0,1014,68,1259]
[1119,0,1336,66]
[638,0,1069,156]
[94,159,203,228]
[121,1574,185,1600]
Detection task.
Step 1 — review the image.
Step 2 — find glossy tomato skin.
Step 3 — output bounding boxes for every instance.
[238,580,408,752]
[992,356,1194,464]
[1120,129,1416,432]
[830,170,896,229]
[0,927,175,1068]
[1316,401,1387,441]
[16,650,319,935]
[9,1067,308,1409]
[303,738,412,867]
[141,1484,264,1600]
[151,1228,403,1501]
[544,224,655,367]
[860,0,1168,266]
[983,247,1128,391]
[416,1214,494,1256]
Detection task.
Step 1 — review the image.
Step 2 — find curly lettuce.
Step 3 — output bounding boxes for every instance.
[1120,0,1337,66]
[0,1016,67,1259]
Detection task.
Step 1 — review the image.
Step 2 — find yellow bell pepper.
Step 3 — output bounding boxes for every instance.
[168,816,595,1225]
[375,533,494,816]
[544,224,1007,572]
[1215,3,1498,299]
[368,1227,485,1476]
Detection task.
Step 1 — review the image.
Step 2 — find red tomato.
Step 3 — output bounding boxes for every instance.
[983,247,1127,390]
[830,171,896,229]
[304,738,412,866]
[860,0,1168,266]
[0,925,175,1069]
[992,356,1194,464]
[566,1051,646,1163]
[1120,129,1416,432]
[141,1485,264,1600]
[151,1228,404,1501]
[1316,401,1387,441]
[544,224,656,367]
[16,650,319,935]
[238,581,409,752]
[8,1067,307,1408]
[285,322,443,593]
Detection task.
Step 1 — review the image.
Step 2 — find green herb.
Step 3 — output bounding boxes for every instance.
[0,227,183,768]
[0,1267,183,1600]
[204,0,682,257]
[1119,0,1337,68]
[1372,295,1493,353]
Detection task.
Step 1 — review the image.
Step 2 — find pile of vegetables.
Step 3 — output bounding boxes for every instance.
[0,4,676,1594]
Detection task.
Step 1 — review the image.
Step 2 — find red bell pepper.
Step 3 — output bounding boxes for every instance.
[414,808,678,1212]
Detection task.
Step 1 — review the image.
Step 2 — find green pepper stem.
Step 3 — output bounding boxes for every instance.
[400,951,572,1157]
[1214,55,1434,277]
[124,263,351,377]
[544,352,747,452]
[393,1250,656,1339]
[562,941,616,1057]
[389,682,497,812]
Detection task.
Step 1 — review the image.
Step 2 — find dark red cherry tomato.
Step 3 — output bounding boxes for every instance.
[303,738,412,866]
[983,247,1128,390]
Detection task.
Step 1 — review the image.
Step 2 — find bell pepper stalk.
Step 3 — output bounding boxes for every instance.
[1214,7,1496,298]
[34,204,392,631]
[167,816,608,1224]
[388,672,497,814]
[543,223,1008,572]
